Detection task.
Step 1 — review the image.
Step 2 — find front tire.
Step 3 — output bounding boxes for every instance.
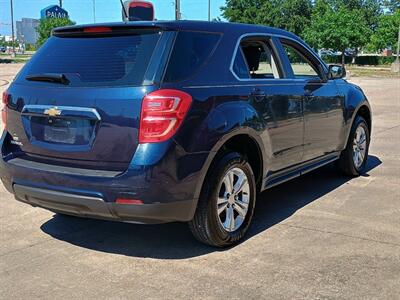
[189,151,256,247]
[338,116,370,176]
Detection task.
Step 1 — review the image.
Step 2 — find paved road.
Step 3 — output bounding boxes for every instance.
[1,65,399,299]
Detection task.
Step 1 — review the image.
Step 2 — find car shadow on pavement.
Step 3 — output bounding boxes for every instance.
[40,155,381,259]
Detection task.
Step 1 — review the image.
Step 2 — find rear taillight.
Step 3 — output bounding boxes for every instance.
[1,90,8,130]
[139,89,192,143]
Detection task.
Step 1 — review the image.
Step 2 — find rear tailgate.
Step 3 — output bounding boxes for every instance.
[4,26,171,171]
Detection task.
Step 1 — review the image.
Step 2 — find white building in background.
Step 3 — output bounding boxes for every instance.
[0,35,14,42]
[16,18,39,44]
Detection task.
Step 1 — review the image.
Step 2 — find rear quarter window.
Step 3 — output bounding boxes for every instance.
[163,31,221,82]
[17,30,161,87]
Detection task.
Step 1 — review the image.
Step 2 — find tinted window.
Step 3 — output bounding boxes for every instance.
[18,31,161,87]
[281,43,319,78]
[232,48,250,79]
[163,31,221,82]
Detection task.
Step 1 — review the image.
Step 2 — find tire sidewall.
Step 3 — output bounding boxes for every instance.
[347,116,370,174]
[205,152,256,245]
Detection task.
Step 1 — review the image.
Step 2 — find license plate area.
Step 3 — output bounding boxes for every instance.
[31,116,95,145]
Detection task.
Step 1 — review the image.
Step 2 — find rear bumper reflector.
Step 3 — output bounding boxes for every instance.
[115,198,143,205]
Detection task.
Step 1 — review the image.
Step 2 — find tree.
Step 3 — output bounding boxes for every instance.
[221,0,267,25]
[36,18,75,47]
[272,0,313,36]
[368,9,400,51]
[304,0,372,65]
[221,0,312,36]
[324,0,382,30]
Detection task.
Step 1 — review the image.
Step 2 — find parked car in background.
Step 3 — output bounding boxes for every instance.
[0,46,6,53]
[318,49,336,56]
[0,21,371,247]
[344,48,357,57]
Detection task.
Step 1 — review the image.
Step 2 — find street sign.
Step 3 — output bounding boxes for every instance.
[40,5,69,19]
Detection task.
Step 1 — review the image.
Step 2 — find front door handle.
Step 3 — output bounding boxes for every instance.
[304,89,314,97]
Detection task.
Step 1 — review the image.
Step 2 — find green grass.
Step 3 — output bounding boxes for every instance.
[346,66,399,78]
[0,53,32,58]
[0,58,29,64]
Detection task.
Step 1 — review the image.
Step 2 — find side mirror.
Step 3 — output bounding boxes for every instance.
[328,64,346,79]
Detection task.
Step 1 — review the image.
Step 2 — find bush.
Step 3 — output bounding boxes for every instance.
[25,44,37,51]
[321,55,352,64]
[321,55,397,65]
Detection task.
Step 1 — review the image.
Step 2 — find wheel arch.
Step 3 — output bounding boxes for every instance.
[344,101,372,145]
[355,104,372,134]
[192,129,265,206]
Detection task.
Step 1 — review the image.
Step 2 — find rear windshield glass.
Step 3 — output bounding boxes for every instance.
[17,31,161,87]
[163,31,221,82]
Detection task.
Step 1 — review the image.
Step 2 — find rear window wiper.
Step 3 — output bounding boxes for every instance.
[26,73,70,85]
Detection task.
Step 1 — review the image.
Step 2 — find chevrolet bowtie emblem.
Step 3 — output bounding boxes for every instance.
[44,107,62,117]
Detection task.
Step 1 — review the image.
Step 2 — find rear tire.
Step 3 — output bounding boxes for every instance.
[189,151,256,247]
[338,116,370,176]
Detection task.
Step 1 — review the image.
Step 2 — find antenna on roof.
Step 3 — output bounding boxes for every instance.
[120,0,128,22]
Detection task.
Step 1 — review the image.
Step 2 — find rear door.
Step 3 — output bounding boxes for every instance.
[6,27,172,170]
[231,35,304,171]
[278,38,344,161]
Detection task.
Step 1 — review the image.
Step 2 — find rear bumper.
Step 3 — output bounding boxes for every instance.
[0,133,209,224]
[13,184,195,224]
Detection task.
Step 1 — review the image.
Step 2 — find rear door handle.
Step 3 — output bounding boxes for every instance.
[250,88,266,102]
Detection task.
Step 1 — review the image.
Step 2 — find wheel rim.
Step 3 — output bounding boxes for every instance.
[353,125,367,169]
[217,167,250,232]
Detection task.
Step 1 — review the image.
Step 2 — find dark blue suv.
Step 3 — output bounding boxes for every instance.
[0,21,371,247]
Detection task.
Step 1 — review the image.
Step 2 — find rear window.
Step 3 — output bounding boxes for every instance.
[18,31,161,87]
[163,31,221,82]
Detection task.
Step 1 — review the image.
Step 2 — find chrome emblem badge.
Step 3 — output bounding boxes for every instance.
[44,107,62,117]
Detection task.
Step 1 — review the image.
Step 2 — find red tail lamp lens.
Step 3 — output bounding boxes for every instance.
[139,89,192,143]
[116,198,144,205]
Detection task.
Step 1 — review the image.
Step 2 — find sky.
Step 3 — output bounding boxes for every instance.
[0,0,226,36]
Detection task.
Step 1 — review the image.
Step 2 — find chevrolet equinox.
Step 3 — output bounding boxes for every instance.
[0,21,371,247]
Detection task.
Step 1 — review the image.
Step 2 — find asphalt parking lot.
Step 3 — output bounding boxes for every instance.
[0,64,399,299]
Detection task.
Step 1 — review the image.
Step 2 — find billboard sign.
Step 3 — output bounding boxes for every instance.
[40,5,69,19]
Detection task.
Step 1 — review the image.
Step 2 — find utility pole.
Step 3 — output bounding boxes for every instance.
[175,0,181,20]
[394,25,400,72]
[10,0,15,57]
[93,0,96,23]
[59,0,63,8]
[396,25,400,64]
[208,0,211,21]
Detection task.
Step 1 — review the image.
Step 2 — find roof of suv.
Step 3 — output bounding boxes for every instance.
[53,20,301,42]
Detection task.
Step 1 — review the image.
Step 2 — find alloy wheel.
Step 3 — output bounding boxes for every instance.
[353,125,367,169]
[217,167,250,232]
